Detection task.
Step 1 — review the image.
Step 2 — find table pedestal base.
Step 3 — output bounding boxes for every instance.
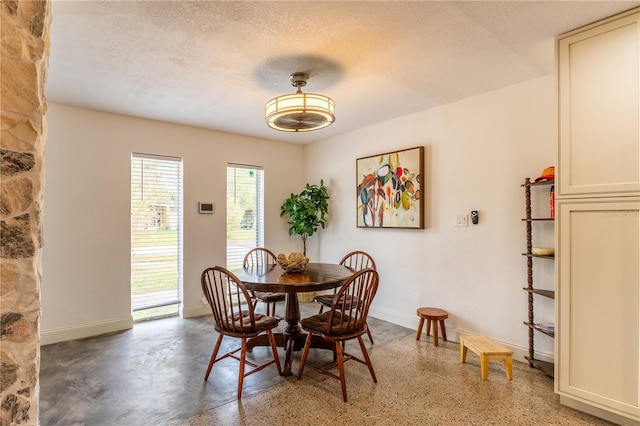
[246,332,334,376]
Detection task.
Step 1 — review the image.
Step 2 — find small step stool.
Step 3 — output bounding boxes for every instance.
[416,307,448,346]
[460,335,513,380]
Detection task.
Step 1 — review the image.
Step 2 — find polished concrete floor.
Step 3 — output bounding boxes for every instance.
[40,302,613,425]
[39,302,411,425]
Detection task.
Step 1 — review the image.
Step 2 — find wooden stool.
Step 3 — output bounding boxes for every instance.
[416,307,448,346]
[460,335,513,380]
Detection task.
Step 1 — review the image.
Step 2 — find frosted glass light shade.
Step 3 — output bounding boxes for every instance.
[265,92,335,132]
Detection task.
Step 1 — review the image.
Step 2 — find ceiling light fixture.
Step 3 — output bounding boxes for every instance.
[265,72,335,132]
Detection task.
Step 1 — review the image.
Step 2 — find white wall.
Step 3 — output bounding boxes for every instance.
[306,76,556,361]
[42,104,304,344]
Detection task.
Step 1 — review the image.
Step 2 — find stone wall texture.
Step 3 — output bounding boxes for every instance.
[1,1,50,424]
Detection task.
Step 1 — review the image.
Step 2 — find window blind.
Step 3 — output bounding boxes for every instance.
[131,153,183,311]
[227,164,264,269]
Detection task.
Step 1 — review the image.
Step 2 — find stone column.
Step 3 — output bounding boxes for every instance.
[1,1,50,424]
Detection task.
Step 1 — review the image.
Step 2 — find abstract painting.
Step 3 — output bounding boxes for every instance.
[356,146,424,228]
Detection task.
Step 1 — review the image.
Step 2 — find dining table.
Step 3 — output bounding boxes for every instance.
[230,262,354,376]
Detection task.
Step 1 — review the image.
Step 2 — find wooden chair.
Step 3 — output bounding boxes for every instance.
[297,268,379,402]
[243,248,285,316]
[313,250,377,343]
[201,266,282,399]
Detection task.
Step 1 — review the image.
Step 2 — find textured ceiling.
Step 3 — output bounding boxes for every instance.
[46,1,640,145]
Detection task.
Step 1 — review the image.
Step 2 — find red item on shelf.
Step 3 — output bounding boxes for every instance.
[535,166,555,182]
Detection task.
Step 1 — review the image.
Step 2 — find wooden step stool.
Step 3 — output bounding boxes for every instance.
[460,335,513,380]
[416,307,448,346]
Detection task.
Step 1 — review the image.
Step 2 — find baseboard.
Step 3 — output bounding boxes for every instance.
[40,305,212,344]
[368,305,553,365]
[41,316,133,345]
[560,395,640,426]
[369,305,417,330]
[181,304,210,319]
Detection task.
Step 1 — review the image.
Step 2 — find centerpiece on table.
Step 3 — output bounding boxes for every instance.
[276,252,309,273]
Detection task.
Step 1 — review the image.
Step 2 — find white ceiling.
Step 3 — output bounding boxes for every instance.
[46,1,640,145]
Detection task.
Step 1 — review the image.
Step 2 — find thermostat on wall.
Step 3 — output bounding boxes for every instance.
[199,202,214,214]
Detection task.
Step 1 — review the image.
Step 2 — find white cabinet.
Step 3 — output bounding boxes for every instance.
[556,7,640,425]
[557,8,640,198]
[556,199,639,422]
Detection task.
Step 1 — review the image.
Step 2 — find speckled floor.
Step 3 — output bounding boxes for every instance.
[40,303,613,426]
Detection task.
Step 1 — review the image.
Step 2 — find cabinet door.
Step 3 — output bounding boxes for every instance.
[556,198,639,420]
[557,9,640,197]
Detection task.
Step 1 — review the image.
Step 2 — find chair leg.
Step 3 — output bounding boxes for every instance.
[267,329,282,375]
[237,338,247,399]
[365,321,374,344]
[333,340,344,363]
[296,333,314,379]
[357,335,377,383]
[318,305,324,314]
[204,333,224,381]
[336,340,347,402]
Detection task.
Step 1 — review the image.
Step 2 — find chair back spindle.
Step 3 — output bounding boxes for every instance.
[243,247,277,268]
[339,250,377,272]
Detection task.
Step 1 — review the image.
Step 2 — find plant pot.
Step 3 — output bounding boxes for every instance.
[298,292,315,303]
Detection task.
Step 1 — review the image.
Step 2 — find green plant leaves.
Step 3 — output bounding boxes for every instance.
[280,179,329,255]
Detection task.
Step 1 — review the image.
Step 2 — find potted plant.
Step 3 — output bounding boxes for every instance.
[280,180,329,256]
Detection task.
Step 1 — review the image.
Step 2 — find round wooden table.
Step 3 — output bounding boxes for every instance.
[230,262,353,376]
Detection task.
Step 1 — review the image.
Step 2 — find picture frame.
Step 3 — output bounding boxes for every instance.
[356,146,424,229]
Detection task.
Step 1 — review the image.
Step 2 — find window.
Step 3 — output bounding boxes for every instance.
[131,153,183,320]
[227,164,264,269]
